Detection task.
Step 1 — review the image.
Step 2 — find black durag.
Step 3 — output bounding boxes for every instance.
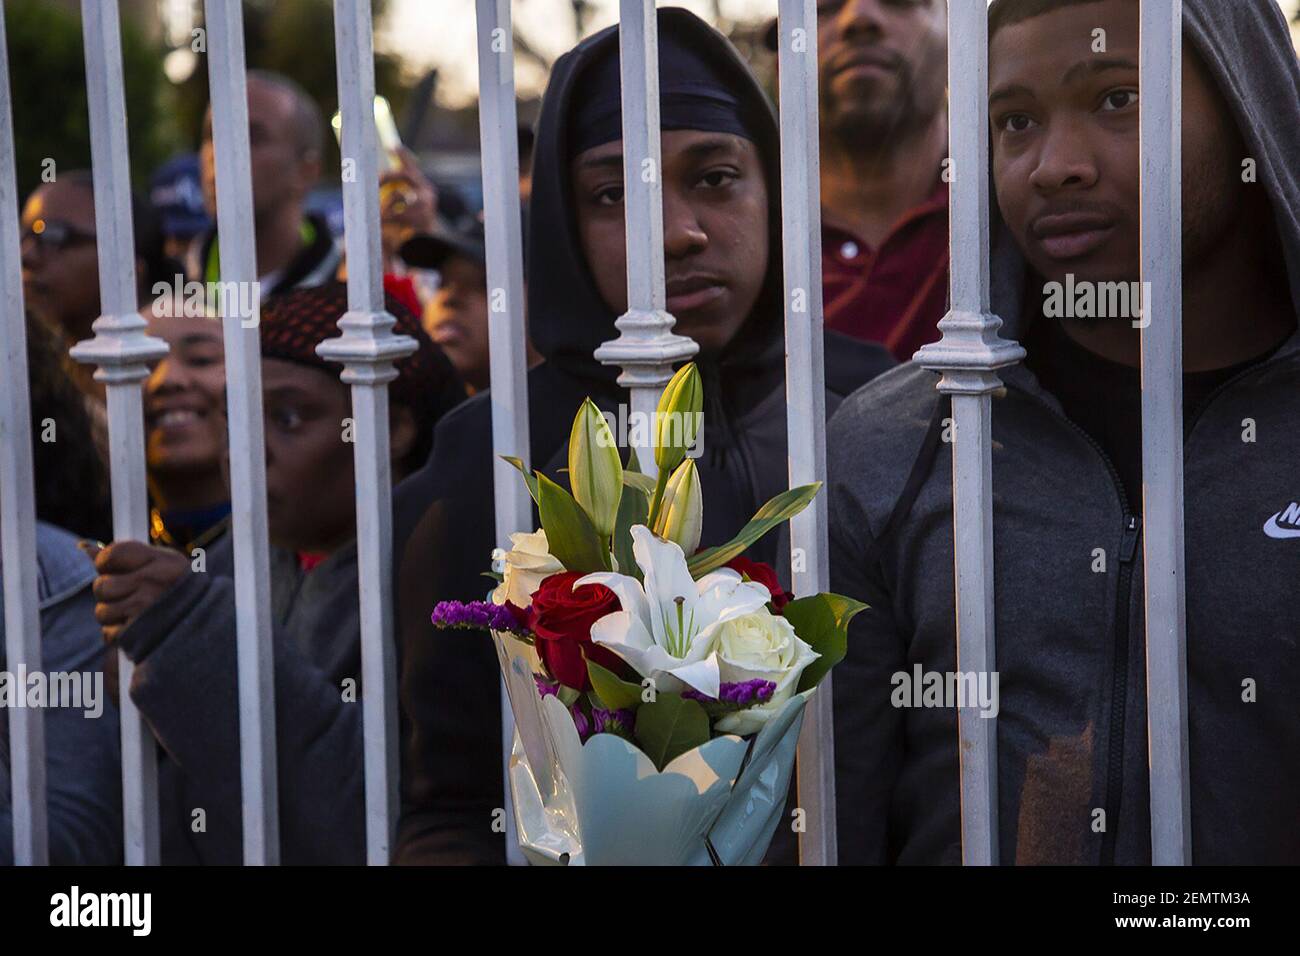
[566,30,766,158]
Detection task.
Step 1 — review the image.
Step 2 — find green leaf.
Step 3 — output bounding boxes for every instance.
[622,469,656,496]
[612,480,649,582]
[586,659,643,712]
[686,483,822,577]
[480,570,504,583]
[536,472,609,573]
[501,456,540,506]
[634,691,711,771]
[557,685,582,707]
[784,592,869,692]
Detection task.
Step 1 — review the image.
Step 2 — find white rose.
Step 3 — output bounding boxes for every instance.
[491,529,564,607]
[713,610,819,735]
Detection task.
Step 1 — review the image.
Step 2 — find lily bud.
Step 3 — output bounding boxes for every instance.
[654,362,703,472]
[653,458,703,556]
[568,398,623,538]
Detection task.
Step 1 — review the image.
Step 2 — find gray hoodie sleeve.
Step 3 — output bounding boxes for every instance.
[1,583,123,865]
[116,570,365,864]
[828,479,909,865]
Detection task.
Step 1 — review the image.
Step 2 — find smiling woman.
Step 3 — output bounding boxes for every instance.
[79,280,466,864]
[143,300,231,553]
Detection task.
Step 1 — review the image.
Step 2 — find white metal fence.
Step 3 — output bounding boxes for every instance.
[1,0,1190,866]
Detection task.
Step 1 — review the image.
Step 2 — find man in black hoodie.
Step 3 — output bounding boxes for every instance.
[392,7,894,864]
[830,0,1300,864]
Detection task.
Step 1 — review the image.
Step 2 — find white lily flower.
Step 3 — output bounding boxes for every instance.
[576,525,771,699]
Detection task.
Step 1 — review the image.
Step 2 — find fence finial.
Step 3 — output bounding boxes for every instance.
[911,0,1022,868]
[595,0,699,480]
[72,0,167,867]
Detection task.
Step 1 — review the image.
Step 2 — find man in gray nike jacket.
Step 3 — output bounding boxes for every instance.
[829,0,1300,864]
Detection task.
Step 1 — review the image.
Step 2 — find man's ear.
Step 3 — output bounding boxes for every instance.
[389,403,418,472]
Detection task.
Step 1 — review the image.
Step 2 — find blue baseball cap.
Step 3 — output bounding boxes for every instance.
[149,153,212,240]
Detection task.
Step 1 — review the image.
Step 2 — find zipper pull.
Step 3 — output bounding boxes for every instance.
[1119,514,1141,564]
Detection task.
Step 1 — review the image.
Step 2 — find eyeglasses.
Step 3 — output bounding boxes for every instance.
[22,218,97,250]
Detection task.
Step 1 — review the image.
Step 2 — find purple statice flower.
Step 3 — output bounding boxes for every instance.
[721,679,777,706]
[531,675,594,741]
[430,599,530,636]
[682,680,777,707]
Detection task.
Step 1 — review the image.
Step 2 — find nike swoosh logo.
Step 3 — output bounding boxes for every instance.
[1263,512,1300,539]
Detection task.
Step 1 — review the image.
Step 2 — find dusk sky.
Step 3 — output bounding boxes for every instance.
[378,0,1300,107]
[378,1,771,106]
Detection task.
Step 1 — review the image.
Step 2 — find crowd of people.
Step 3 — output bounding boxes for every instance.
[2,0,1298,866]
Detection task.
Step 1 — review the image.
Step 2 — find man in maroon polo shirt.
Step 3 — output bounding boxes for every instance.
[768,0,950,361]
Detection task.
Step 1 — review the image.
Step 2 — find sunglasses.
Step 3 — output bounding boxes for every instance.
[22,218,97,250]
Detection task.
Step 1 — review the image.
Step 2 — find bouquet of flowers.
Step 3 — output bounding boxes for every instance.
[432,363,864,865]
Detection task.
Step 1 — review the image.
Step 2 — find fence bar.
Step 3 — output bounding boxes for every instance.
[594,0,698,476]
[1139,0,1191,866]
[775,0,835,867]
[913,0,1023,867]
[0,2,47,866]
[70,0,167,866]
[203,0,280,865]
[321,0,417,865]
[474,0,532,868]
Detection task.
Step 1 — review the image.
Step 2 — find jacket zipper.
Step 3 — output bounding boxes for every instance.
[1094,355,1279,862]
[999,342,1295,861]
[1005,382,1139,865]
[1101,512,1141,864]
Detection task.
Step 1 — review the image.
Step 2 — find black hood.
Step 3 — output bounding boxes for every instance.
[525,6,787,387]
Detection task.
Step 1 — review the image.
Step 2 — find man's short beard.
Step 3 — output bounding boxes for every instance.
[822,75,938,154]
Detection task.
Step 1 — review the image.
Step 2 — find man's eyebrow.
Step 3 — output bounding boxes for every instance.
[679,135,744,159]
[576,151,623,172]
[1061,56,1139,86]
[576,134,744,171]
[988,57,1139,108]
[988,83,1035,108]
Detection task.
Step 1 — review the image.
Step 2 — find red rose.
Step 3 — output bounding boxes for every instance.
[724,556,793,613]
[527,571,628,690]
